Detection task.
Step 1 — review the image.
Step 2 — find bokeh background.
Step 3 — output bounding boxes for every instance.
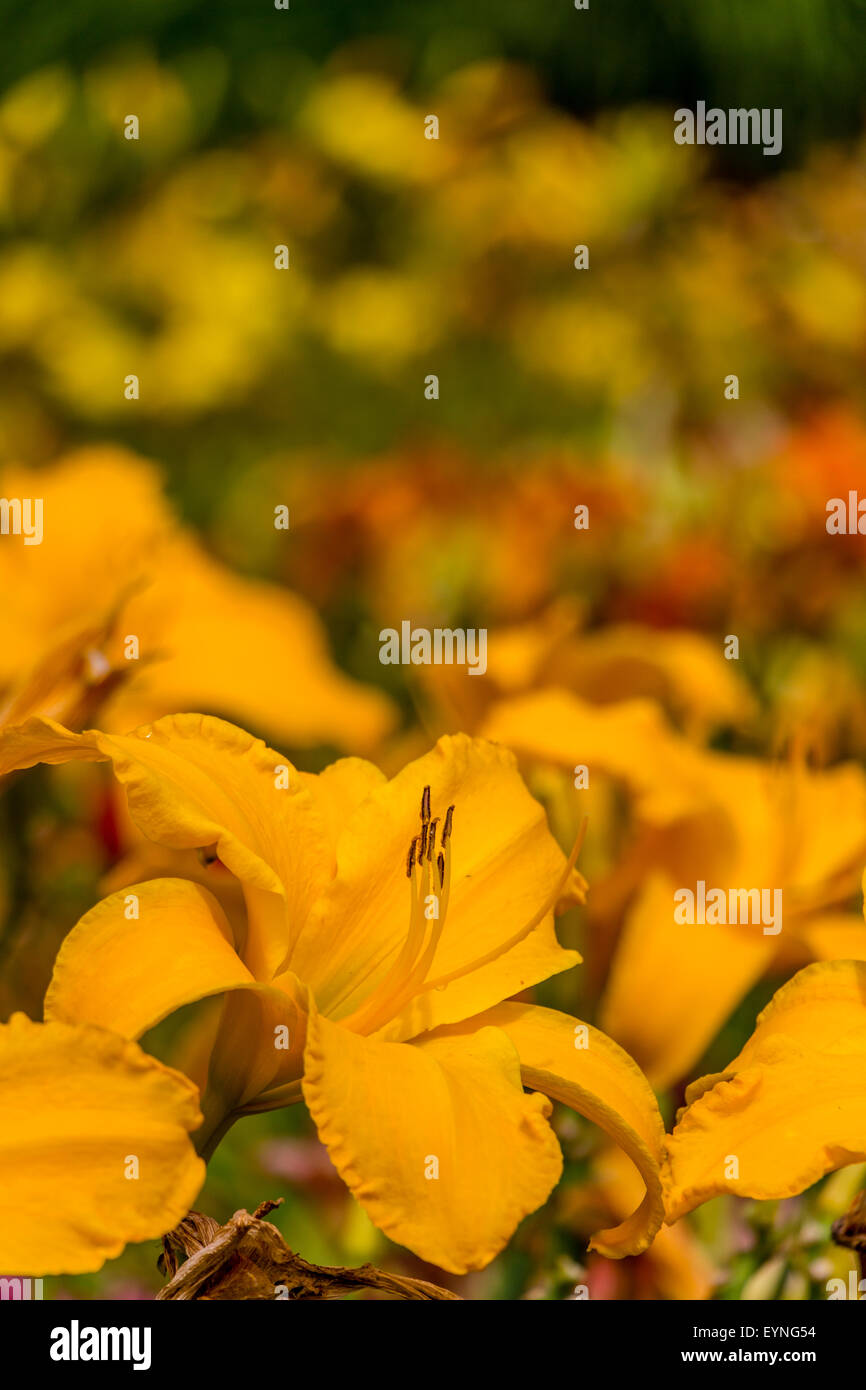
[3,0,866,1298]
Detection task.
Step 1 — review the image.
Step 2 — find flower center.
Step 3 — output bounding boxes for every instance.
[342,785,454,1035]
[341,788,588,1037]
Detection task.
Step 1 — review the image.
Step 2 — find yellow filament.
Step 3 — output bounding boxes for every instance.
[341,854,435,1035]
[392,848,452,1009]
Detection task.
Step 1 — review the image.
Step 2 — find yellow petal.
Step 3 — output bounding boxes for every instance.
[664,961,866,1222]
[292,733,583,1032]
[799,913,866,964]
[552,624,756,735]
[600,873,777,1089]
[45,878,253,1038]
[485,598,583,693]
[726,958,866,1067]
[0,1014,204,1275]
[92,715,358,978]
[0,715,101,777]
[480,689,707,825]
[438,1002,666,1257]
[0,713,333,979]
[95,715,302,892]
[0,448,395,752]
[781,763,866,898]
[109,536,395,753]
[379,918,580,1044]
[588,1147,717,1299]
[0,449,172,691]
[297,756,387,853]
[696,756,866,900]
[301,1008,562,1274]
[482,693,866,898]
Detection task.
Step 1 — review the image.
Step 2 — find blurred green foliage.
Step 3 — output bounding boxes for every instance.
[3,0,866,169]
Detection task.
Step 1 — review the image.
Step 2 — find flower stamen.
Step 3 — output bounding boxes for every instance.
[410,815,587,999]
[342,787,455,1035]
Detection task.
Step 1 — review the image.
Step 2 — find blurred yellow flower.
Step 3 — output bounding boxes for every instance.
[459,609,756,739]
[479,688,866,1086]
[0,448,393,751]
[299,73,448,185]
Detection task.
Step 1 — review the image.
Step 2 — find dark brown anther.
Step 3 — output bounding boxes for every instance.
[427,818,439,861]
[442,805,455,845]
[437,851,445,889]
[406,837,418,877]
[419,822,428,858]
[421,785,431,825]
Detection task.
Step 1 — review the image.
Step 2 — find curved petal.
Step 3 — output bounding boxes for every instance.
[0,1014,205,1275]
[92,716,365,977]
[301,1007,562,1274]
[481,692,866,900]
[108,536,396,753]
[580,1146,717,1299]
[0,713,335,980]
[665,1049,866,1223]
[664,962,866,1223]
[600,873,776,1089]
[726,958,866,1067]
[480,689,707,825]
[45,878,253,1039]
[0,715,101,777]
[438,1002,666,1258]
[292,733,584,1029]
[94,715,312,896]
[695,757,866,900]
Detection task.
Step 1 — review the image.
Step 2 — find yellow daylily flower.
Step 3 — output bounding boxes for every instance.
[426,607,755,744]
[0,1013,205,1275]
[481,687,866,1087]
[481,687,707,827]
[0,448,393,750]
[602,755,866,1088]
[664,959,866,1223]
[545,623,757,738]
[1,713,667,1273]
